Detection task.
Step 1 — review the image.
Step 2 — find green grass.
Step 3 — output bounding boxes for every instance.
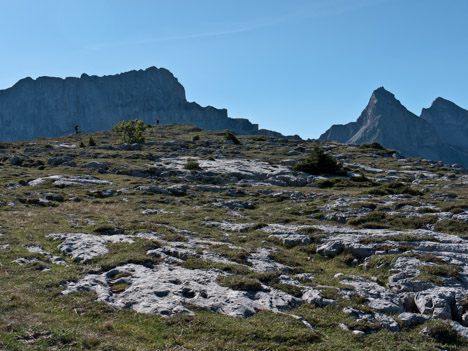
[0,124,467,350]
[364,181,423,196]
[348,212,438,230]
[434,220,468,236]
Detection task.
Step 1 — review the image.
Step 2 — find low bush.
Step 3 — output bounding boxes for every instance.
[314,175,375,189]
[88,136,97,146]
[348,212,438,230]
[364,181,422,196]
[359,142,385,150]
[224,130,240,145]
[184,158,201,170]
[434,220,468,236]
[293,147,343,175]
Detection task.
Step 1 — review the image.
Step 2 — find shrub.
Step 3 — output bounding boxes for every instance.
[113,120,148,143]
[314,175,375,188]
[348,212,438,230]
[79,141,85,148]
[434,220,468,236]
[359,142,385,150]
[88,136,97,146]
[184,158,201,170]
[365,181,422,196]
[192,134,200,141]
[293,146,343,175]
[224,130,240,145]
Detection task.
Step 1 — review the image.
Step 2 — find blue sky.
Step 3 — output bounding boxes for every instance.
[0,0,467,138]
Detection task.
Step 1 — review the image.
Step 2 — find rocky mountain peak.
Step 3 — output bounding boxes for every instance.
[320,88,468,167]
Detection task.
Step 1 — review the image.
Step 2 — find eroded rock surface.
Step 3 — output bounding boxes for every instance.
[63,263,301,317]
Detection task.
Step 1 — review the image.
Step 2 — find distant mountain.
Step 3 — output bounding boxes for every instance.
[0,67,288,142]
[319,87,468,168]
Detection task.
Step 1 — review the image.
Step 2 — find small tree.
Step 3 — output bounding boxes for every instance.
[113,120,148,143]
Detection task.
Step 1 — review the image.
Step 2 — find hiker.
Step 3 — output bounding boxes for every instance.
[156,119,159,125]
[74,124,80,135]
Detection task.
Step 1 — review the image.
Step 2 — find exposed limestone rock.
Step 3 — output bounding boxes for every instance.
[26,245,69,266]
[269,234,311,247]
[340,275,404,314]
[343,307,399,332]
[47,233,133,262]
[62,263,301,317]
[201,221,253,232]
[29,175,115,187]
[247,248,289,273]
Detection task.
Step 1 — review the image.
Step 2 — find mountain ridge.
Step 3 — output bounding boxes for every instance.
[320,87,468,168]
[0,67,292,142]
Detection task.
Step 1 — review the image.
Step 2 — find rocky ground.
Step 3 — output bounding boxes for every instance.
[1,124,468,350]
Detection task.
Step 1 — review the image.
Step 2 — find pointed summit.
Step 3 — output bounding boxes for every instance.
[421,96,468,148]
[319,87,439,160]
[425,96,463,111]
[371,86,396,99]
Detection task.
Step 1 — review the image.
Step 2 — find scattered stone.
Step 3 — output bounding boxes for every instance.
[269,233,311,247]
[202,221,252,232]
[343,307,399,332]
[398,312,431,326]
[166,184,188,196]
[86,161,108,172]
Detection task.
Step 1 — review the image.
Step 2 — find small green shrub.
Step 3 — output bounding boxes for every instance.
[113,120,148,143]
[314,175,375,188]
[192,134,200,141]
[184,158,201,170]
[348,212,438,230]
[293,147,343,175]
[349,202,377,210]
[224,130,241,145]
[434,220,468,236]
[359,142,385,150]
[365,181,422,196]
[79,141,85,148]
[417,264,461,285]
[423,320,459,344]
[88,136,97,146]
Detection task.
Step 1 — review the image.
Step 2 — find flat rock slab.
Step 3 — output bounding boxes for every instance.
[62,263,301,318]
[26,245,69,266]
[47,233,133,262]
[29,175,116,187]
[343,307,400,332]
[339,275,404,314]
[201,221,253,232]
[269,234,311,247]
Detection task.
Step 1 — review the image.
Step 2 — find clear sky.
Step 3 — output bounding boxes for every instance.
[0,0,467,139]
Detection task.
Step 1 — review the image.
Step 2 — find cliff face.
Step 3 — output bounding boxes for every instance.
[0,67,260,141]
[319,87,468,167]
[420,97,468,149]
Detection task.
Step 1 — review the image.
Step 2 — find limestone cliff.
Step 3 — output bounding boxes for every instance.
[0,67,263,141]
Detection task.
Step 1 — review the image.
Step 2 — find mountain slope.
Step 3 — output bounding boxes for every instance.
[0,67,264,142]
[319,87,468,167]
